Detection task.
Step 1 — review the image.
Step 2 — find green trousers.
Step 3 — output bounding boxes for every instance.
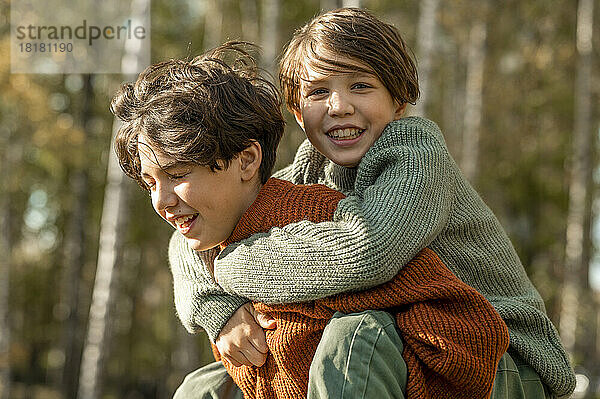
[173,311,552,399]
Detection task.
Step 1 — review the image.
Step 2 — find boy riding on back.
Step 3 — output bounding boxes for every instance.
[111,41,510,399]
[169,7,575,399]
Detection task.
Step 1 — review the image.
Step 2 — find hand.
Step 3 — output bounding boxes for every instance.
[215,303,277,367]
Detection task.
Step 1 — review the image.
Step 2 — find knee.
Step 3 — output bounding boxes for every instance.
[173,361,235,399]
[318,310,399,348]
[308,311,407,398]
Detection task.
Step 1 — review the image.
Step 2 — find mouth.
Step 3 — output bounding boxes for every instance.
[172,214,198,235]
[326,127,365,141]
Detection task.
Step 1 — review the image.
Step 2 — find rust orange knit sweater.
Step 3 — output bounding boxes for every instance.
[214,178,509,399]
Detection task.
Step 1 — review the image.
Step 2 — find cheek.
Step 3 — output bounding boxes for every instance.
[149,193,165,218]
[299,104,320,126]
[150,193,158,211]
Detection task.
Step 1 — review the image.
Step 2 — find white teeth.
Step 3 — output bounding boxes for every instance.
[175,214,195,226]
[327,128,362,139]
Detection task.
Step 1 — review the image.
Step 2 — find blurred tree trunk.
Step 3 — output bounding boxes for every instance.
[320,0,359,10]
[203,0,223,50]
[0,130,12,399]
[240,0,259,44]
[320,0,337,10]
[460,4,488,183]
[559,0,594,356]
[77,116,130,399]
[262,0,300,166]
[414,0,439,117]
[60,74,92,399]
[442,39,463,158]
[260,0,280,75]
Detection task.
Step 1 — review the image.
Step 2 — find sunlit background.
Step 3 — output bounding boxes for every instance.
[1,0,599,398]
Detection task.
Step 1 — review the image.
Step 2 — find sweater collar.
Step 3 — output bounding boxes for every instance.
[324,161,357,195]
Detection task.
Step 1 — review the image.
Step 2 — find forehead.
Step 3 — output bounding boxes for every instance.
[299,52,375,83]
[301,69,376,84]
[138,135,178,170]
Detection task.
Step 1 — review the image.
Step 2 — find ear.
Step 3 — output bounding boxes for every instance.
[393,102,408,120]
[293,109,305,131]
[238,141,262,182]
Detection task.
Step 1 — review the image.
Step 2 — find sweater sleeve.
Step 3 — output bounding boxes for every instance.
[168,232,248,342]
[214,118,456,303]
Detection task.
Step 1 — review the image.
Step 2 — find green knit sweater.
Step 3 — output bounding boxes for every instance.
[168,116,575,397]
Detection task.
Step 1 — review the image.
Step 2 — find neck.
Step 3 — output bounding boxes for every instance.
[241,181,263,216]
[228,178,263,239]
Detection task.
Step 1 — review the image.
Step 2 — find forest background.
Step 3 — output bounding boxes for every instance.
[1,0,599,398]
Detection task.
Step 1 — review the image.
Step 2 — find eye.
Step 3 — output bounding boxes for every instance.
[306,88,328,98]
[167,171,190,181]
[352,82,372,90]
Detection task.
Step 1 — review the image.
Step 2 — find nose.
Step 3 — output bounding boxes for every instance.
[152,181,178,213]
[327,90,354,117]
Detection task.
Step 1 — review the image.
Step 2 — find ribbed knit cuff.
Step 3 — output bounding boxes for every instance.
[191,294,249,343]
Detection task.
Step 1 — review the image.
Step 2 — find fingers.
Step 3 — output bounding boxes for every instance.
[215,304,275,368]
[248,328,269,355]
[255,312,277,330]
[224,354,242,367]
[222,347,267,367]
[242,345,268,367]
[247,304,277,329]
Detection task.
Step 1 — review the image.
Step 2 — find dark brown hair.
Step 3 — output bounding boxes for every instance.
[111,41,285,189]
[279,8,419,112]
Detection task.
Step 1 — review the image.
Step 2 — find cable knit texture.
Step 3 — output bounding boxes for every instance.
[169,116,575,397]
[212,177,509,399]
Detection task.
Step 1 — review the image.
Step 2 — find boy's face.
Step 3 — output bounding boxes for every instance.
[294,58,406,167]
[138,136,252,251]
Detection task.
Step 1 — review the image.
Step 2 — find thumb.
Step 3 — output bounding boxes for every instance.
[255,312,277,329]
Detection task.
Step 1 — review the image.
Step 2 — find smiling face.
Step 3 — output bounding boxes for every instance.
[138,136,260,251]
[294,58,406,167]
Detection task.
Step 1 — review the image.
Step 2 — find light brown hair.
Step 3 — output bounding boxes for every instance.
[111,41,285,189]
[279,7,419,112]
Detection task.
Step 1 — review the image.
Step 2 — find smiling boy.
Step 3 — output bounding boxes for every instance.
[295,69,406,167]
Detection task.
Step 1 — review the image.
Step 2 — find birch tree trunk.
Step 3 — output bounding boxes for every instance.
[342,0,360,7]
[321,0,359,10]
[442,38,463,158]
[0,130,12,399]
[559,0,594,356]
[203,0,223,50]
[460,7,488,182]
[60,74,92,399]
[77,118,130,399]
[320,0,338,10]
[240,0,259,44]
[77,1,148,397]
[260,0,280,76]
[413,0,439,117]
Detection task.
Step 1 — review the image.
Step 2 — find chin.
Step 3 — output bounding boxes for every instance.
[186,238,208,251]
[331,157,360,168]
